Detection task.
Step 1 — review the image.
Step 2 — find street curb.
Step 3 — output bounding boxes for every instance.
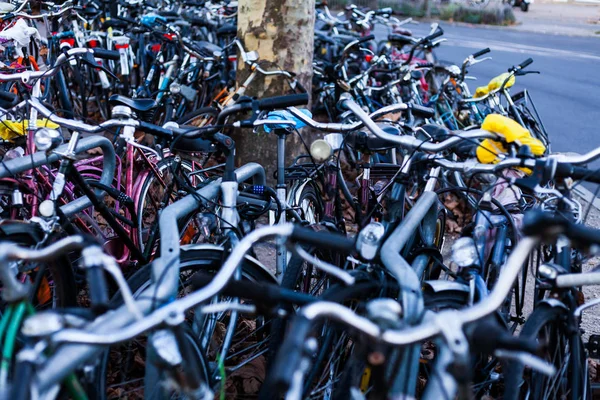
[573,186,600,210]
[415,18,600,38]
[453,20,600,37]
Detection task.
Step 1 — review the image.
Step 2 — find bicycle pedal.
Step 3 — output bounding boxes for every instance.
[586,334,600,359]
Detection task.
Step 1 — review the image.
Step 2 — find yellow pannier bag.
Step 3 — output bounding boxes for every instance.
[476,114,546,166]
[0,119,60,141]
[473,73,515,98]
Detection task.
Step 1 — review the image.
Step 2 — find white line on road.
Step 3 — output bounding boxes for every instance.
[574,185,600,210]
[443,37,600,61]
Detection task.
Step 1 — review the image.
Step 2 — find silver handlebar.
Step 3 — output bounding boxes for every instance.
[0,236,85,263]
[49,224,295,345]
[288,98,496,151]
[0,48,91,83]
[28,98,139,133]
[47,228,539,349]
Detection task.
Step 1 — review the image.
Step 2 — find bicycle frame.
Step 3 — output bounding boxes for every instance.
[33,163,267,393]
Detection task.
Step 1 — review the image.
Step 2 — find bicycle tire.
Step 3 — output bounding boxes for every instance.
[503,302,591,400]
[135,156,202,254]
[177,106,219,127]
[95,246,276,399]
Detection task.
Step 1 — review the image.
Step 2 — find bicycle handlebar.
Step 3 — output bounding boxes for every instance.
[517,57,533,70]
[0,236,86,263]
[0,48,100,83]
[472,48,491,58]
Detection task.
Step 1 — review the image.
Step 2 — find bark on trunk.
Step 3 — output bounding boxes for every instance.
[234,0,315,178]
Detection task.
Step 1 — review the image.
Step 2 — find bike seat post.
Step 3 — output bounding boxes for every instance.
[274,128,290,278]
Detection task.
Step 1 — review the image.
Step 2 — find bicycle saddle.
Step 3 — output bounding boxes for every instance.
[330,34,358,45]
[102,19,129,30]
[109,95,158,113]
[216,23,237,36]
[183,38,223,57]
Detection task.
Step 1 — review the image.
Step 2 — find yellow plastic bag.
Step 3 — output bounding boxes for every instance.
[473,73,515,98]
[0,119,60,141]
[487,72,515,92]
[476,114,545,166]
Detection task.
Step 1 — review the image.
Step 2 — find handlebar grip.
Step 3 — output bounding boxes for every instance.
[416,62,434,68]
[0,90,17,103]
[523,211,600,247]
[388,33,413,45]
[426,27,444,41]
[290,226,355,254]
[409,103,435,118]
[371,67,400,74]
[137,121,174,139]
[257,93,309,111]
[555,272,600,288]
[358,34,375,44]
[191,272,315,306]
[566,221,600,247]
[86,266,110,312]
[0,90,18,108]
[518,58,533,70]
[268,315,313,394]
[469,317,540,355]
[375,7,392,15]
[571,166,600,184]
[472,48,491,58]
[92,48,121,60]
[555,163,600,184]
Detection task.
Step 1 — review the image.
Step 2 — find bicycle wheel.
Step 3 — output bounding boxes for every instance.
[263,278,390,399]
[135,156,203,255]
[177,106,219,127]
[89,324,209,400]
[290,182,324,225]
[420,288,506,399]
[96,246,277,399]
[503,303,591,400]
[0,222,76,310]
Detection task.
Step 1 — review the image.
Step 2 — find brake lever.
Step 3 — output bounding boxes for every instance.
[494,349,556,377]
[516,70,541,76]
[469,56,492,66]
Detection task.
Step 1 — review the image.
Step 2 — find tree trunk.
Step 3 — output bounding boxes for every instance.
[234,0,315,177]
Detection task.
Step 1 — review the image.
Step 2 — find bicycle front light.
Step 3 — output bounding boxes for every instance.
[34,128,62,152]
[310,139,332,163]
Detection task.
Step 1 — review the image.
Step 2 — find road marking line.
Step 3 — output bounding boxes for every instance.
[443,37,600,61]
[574,186,600,210]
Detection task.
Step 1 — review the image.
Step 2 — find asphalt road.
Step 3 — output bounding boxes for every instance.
[375,23,600,174]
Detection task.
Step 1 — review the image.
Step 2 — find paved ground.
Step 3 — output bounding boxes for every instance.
[509,1,600,36]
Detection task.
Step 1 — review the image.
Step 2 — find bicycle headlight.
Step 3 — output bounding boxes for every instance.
[451,237,479,268]
[34,128,62,152]
[310,139,332,163]
[170,83,181,94]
